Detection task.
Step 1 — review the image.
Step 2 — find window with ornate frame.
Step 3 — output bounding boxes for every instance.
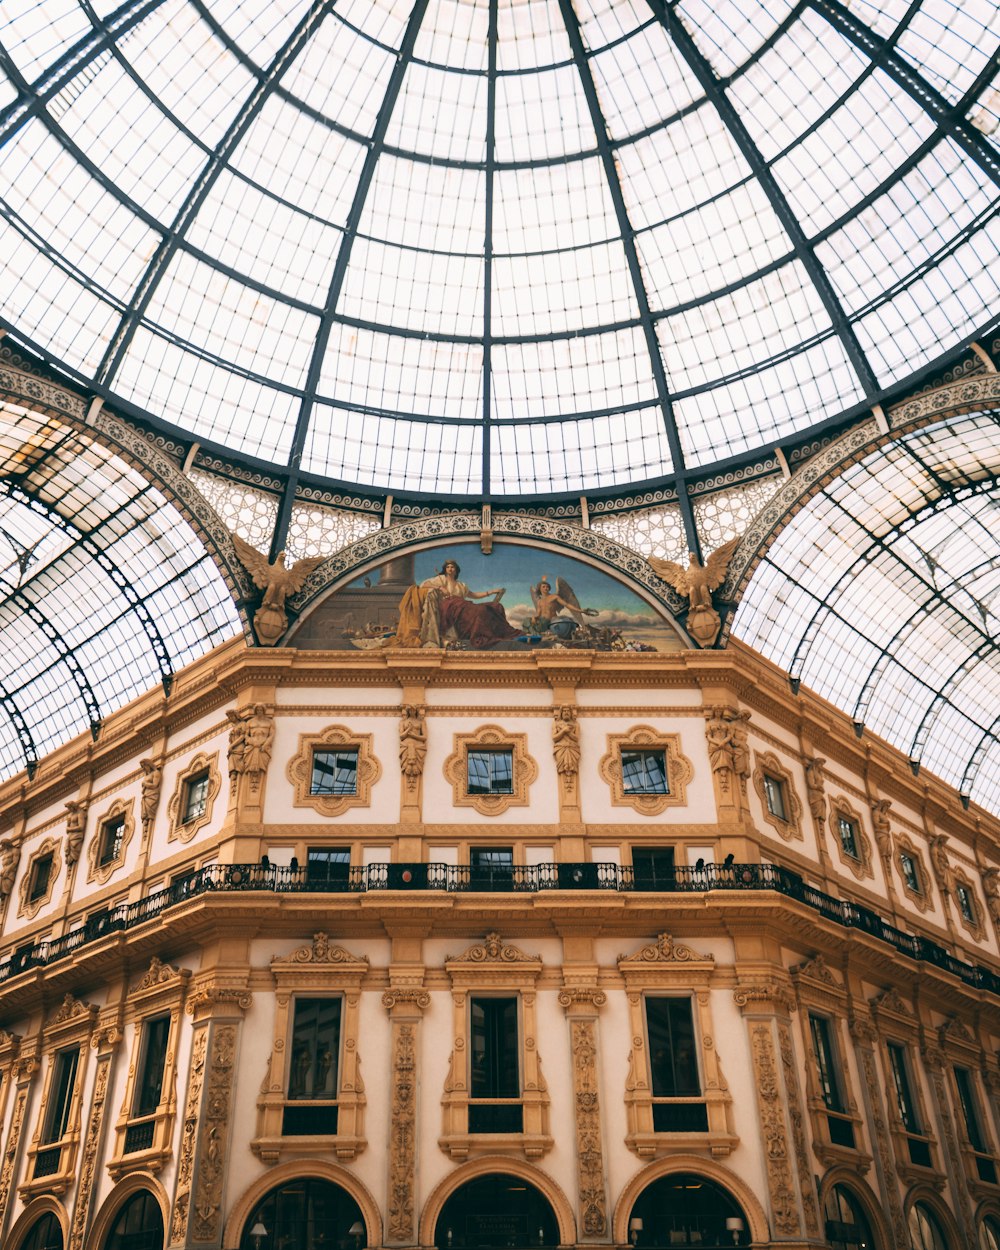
[21,995,98,1198]
[87,799,136,884]
[109,958,190,1179]
[253,933,367,1163]
[952,869,984,939]
[792,956,869,1170]
[870,986,939,1181]
[947,1046,999,1190]
[618,933,735,1159]
[828,799,873,881]
[599,726,693,815]
[287,726,381,817]
[440,932,551,1160]
[894,834,933,913]
[752,751,803,842]
[17,838,62,921]
[167,752,221,843]
[443,726,537,816]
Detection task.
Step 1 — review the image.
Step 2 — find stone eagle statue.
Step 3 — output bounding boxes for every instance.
[231,533,323,646]
[648,536,740,648]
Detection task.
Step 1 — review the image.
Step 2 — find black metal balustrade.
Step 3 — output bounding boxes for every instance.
[2,862,1000,1000]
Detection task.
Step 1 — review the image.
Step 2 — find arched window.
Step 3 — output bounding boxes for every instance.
[434,1174,559,1248]
[981,1215,1000,1250]
[627,1172,749,1247]
[103,1191,163,1250]
[823,1184,878,1249]
[240,1178,365,1250]
[19,1212,63,1250]
[909,1203,948,1250]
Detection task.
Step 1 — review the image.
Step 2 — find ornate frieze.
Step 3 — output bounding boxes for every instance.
[387,1021,418,1243]
[559,987,608,1239]
[749,1022,800,1236]
[191,1023,238,1242]
[68,1052,111,1250]
[777,1020,819,1237]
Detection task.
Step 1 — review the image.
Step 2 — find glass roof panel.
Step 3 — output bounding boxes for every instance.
[385,61,488,164]
[587,20,701,139]
[0,0,91,82]
[676,0,796,78]
[894,0,998,108]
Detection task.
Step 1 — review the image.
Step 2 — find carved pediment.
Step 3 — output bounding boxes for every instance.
[791,953,839,986]
[132,956,182,994]
[49,993,97,1026]
[870,987,913,1019]
[618,932,712,966]
[939,1016,974,1045]
[278,932,368,967]
[446,931,538,966]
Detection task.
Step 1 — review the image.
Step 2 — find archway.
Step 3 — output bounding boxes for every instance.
[624,1171,750,1247]
[14,1210,64,1250]
[433,1173,560,1249]
[238,1176,366,1250]
[102,1190,164,1250]
[823,1182,880,1249]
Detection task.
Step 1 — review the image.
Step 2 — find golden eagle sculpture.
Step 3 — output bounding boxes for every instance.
[231,533,323,646]
[648,536,740,648]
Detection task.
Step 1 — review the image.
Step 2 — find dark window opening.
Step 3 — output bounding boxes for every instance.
[182,772,209,824]
[43,1048,79,1144]
[29,853,53,902]
[434,1174,559,1249]
[955,1066,987,1153]
[627,1172,749,1247]
[899,851,922,894]
[957,883,976,923]
[809,1015,844,1113]
[837,816,859,859]
[306,847,351,885]
[21,1211,63,1250]
[646,997,700,1099]
[105,1190,164,1250]
[621,750,668,794]
[288,998,341,1104]
[470,847,514,889]
[467,749,513,795]
[632,847,675,890]
[240,1178,363,1250]
[99,815,126,866]
[133,1015,170,1121]
[887,1042,920,1134]
[310,750,358,796]
[470,997,520,1134]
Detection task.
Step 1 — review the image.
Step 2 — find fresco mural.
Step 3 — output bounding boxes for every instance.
[291,542,685,652]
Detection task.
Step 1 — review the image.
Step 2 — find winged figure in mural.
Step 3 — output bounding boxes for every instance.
[525,574,598,639]
[648,536,740,648]
[231,532,324,645]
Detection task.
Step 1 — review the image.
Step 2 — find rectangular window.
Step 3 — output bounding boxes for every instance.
[810,1015,844,1112]
[133,1016,170,1119]
[899,852,922,894]
[284,998,341,1136]
[887,1043,920,1133]
[955,1066,987,1153]
[306,847,351,885]
[98,815,126,866]
[645,997,707,1132]
[621,750,669,795]
[632,847,676,890]
[310,750,358,796]
[956,883,976,924]
[837,816,859,859]
[467,749,513,795]
[763,774,787,820]
[470,996,522,1133]
[470,847,513,889]
[182,772,209,824]
[28,854,53,902]
[42,1049,79,1144]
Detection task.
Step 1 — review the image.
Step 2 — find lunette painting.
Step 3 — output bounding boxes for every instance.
[291,542,684,652]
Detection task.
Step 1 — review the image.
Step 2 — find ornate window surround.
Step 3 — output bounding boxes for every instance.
[752,751,803,842]
[108,958,191,1181]
[440,932,552,1161]
[286,726,381,818]
[894,834,933,913]
[20,996,98,1199]
[17,837,62,921]
[598,726,692,816]
[443,726,537,817]
[253,933,368,1163]
[617,933,735,1159]
[828,797,874,882]
[86,798,136,885]
[167,752,221,844]
[869,988,939,1183]
[937,1017,1000,1200]
[791,956,871,1172]
[950,866,985,941]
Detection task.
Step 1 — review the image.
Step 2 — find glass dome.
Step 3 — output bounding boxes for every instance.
[0,0,997,501]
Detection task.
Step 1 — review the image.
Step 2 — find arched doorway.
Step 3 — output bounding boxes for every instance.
[824,1184,878,1249]
[18,1212,63,1250]
[239,1177,365,1250]
[981,1214,1000,1250]
[433,1174,560,1249]
[103,1191,164,1250]
[909,1203,949,1250]
[626,1172,749,1247]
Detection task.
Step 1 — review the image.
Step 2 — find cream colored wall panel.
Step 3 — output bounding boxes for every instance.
[276,687,399,707]
[427,688,552,707]
[576,687,704,707]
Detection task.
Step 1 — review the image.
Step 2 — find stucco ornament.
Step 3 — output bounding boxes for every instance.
[139,757,163,833]
[648,536,740,646]
[398,704,427,779]
[65,799,87,866]
[231,532,323,645]
[0,839,18,899]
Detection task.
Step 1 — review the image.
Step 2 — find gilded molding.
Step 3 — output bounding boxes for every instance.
[286,724,381,817]
[442,724,538,816]
[598,725,692,815]
[17,835,62,920]
[749,1022,800,1235]
[191,1023,239,1242]
[777,1020,819,1237]
[0,1086,28,1232]
[387,1021,418,1242]
[166,751,222,844]
[171,1027,208,1244]
[569,1017,608,1236]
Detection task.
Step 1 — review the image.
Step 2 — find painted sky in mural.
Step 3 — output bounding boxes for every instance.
[302,542,682,652]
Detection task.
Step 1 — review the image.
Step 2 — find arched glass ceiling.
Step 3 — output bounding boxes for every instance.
[0,0,997,511]
[733,410,1000,816]
[0,401,240,777]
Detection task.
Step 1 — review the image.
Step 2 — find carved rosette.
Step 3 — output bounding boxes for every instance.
[749,1023,800,1236]
[69,1053,112,1250]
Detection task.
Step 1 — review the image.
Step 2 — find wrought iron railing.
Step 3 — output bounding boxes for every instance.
[2,862,999,998]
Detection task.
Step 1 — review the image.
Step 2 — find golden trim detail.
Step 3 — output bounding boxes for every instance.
[829,797,874,882]
[443,725,537,816]
[286,725,381,817]
[86,798,136,885]
[752,751,803,842]
[167,752,221,844]
[598,726,692,815]
[17,837,62,921]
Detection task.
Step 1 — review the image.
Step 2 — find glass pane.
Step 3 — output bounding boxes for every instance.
[467,749,513,795]
[646,998,700,1097]
[310,750,358,795]
[134,1016,170,1118]
[288,999,341,1101]
[621,750,668,794]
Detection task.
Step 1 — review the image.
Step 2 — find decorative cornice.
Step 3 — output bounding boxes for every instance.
[557,987,607,1009]
[381,988,431,1011]
[185,986,253,1015]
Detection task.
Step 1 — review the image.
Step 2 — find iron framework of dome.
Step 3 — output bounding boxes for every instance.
[0,0,999,811]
